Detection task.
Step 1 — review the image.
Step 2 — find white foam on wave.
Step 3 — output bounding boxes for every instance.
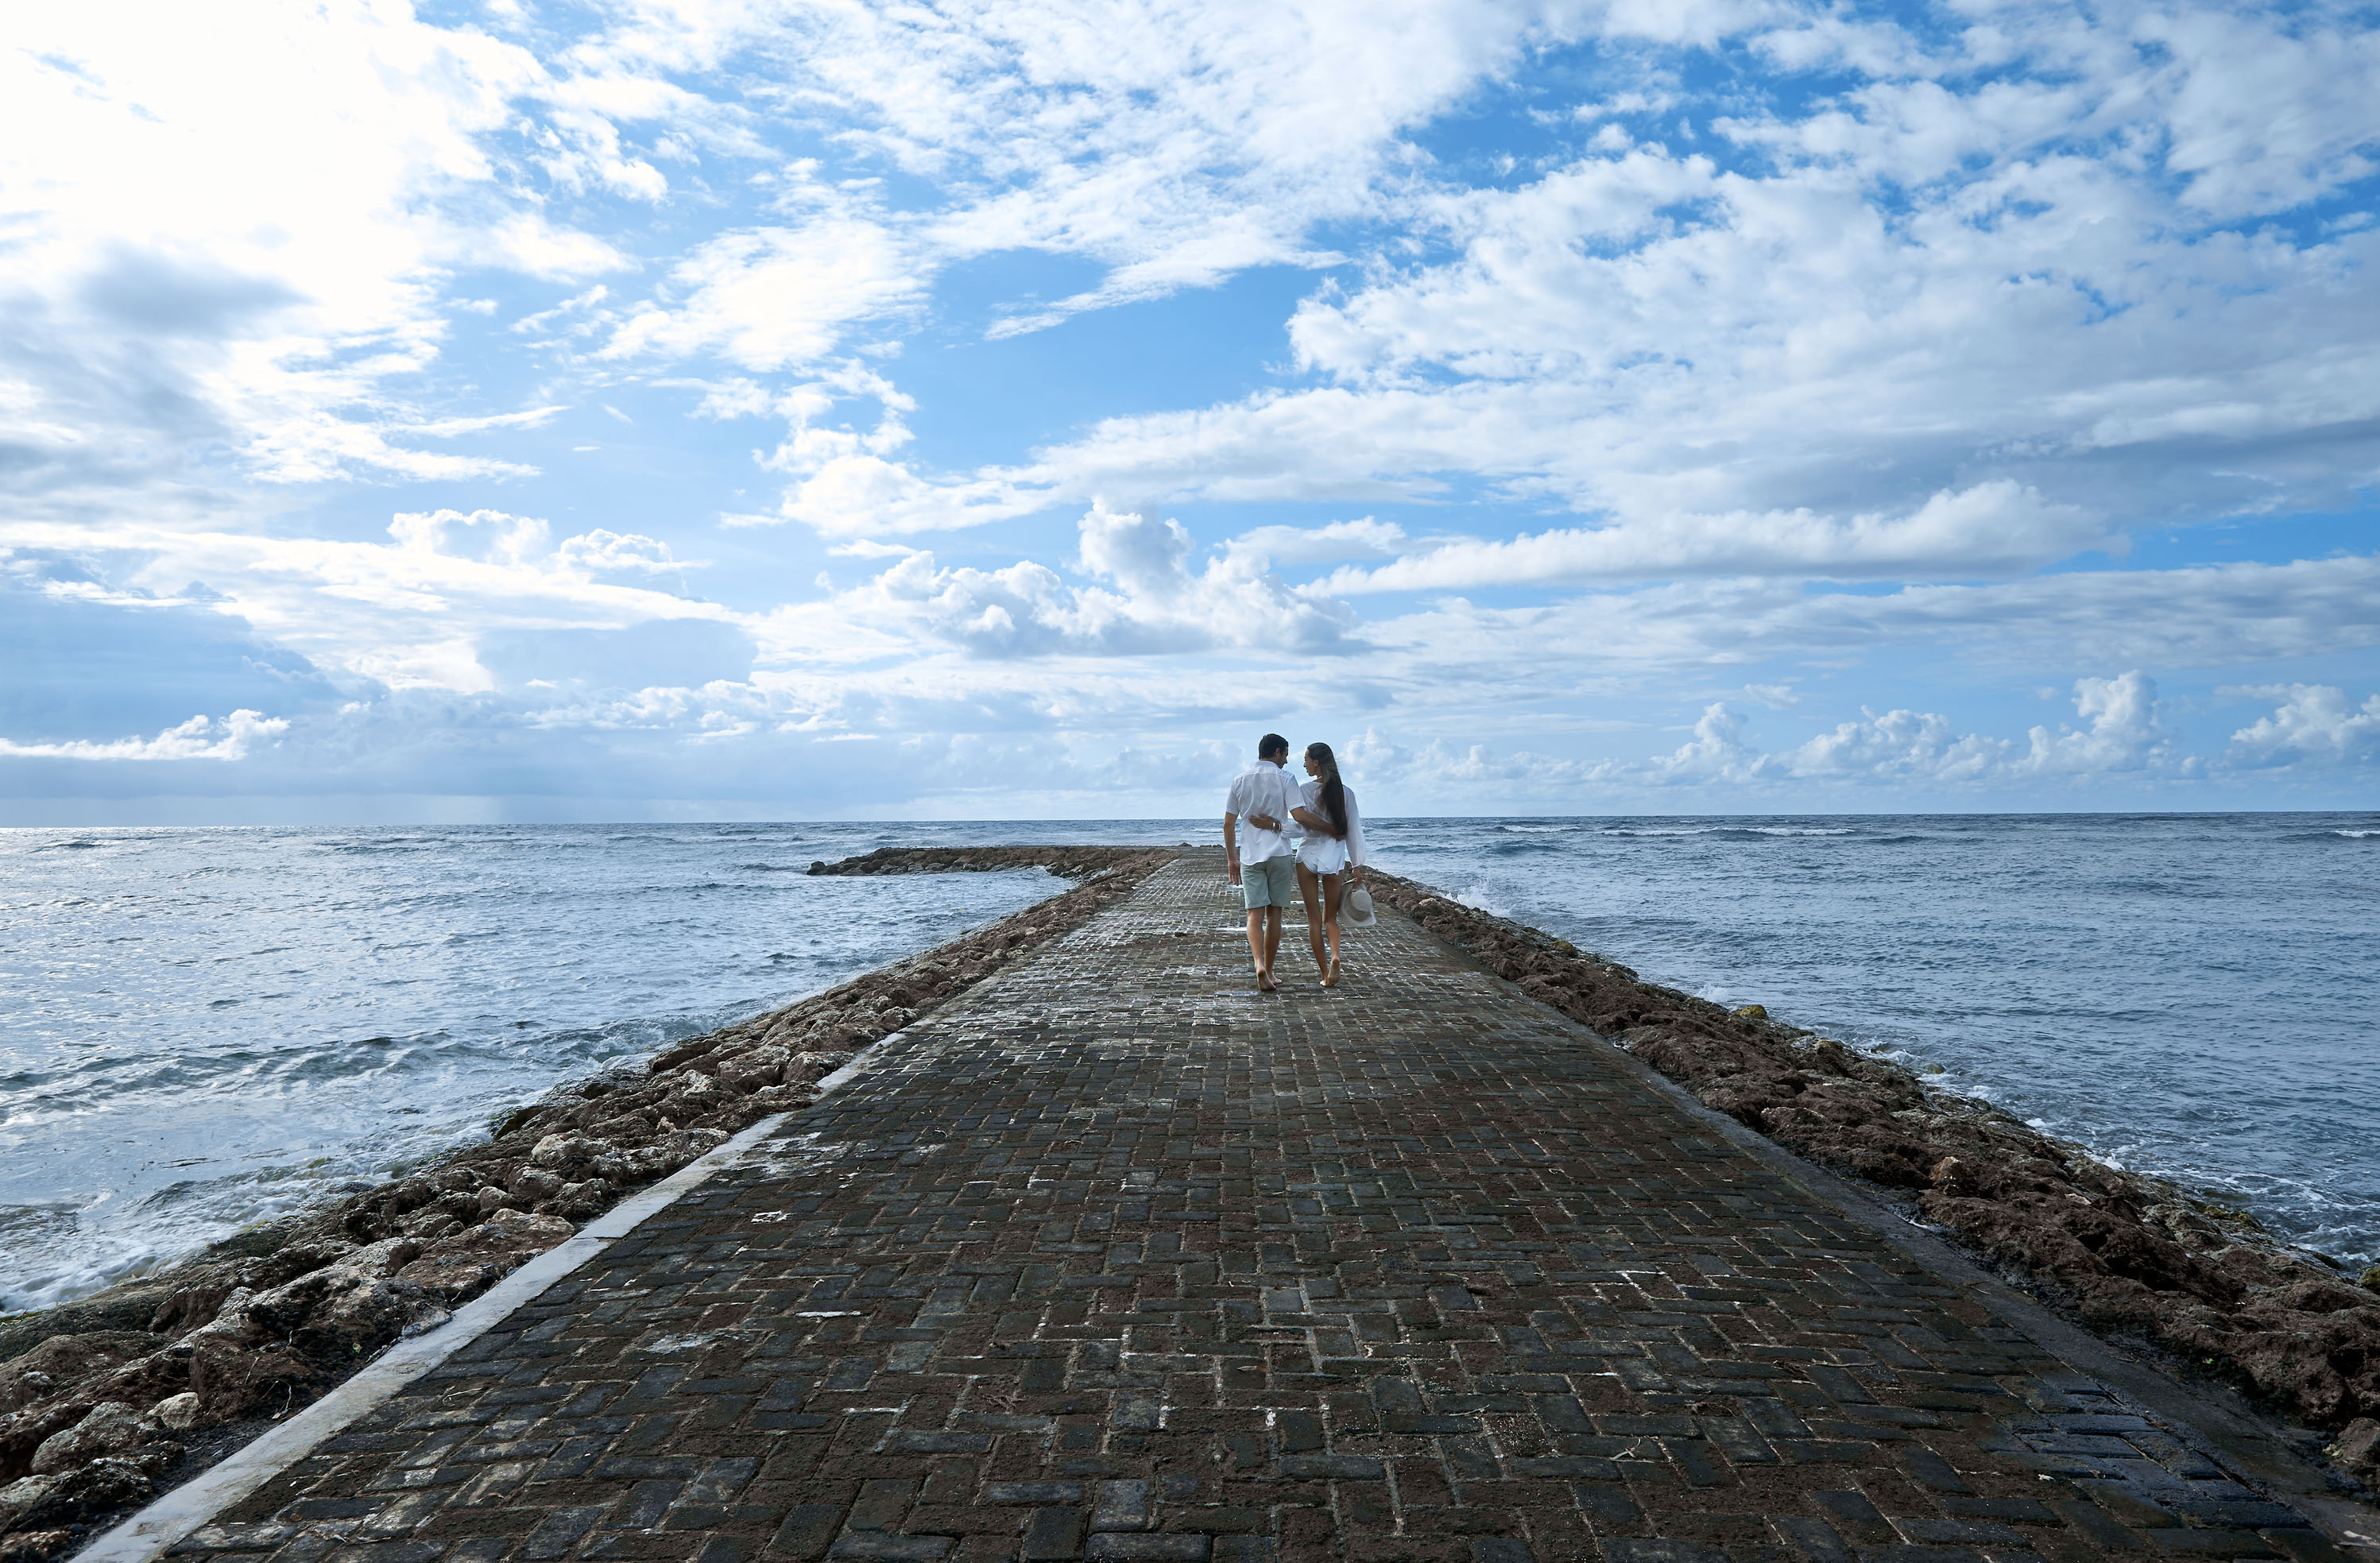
[1451,885,1515,919]
[1600,825,1856,838]
[2336,829,2379,838]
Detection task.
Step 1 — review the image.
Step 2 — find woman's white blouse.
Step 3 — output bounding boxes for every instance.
[1298,778,1364,867]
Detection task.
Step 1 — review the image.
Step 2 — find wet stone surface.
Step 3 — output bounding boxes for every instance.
[170,856,2347,1563]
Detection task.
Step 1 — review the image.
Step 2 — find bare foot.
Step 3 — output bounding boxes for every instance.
[1256,969,1279,992]
[1324,958,1341,988]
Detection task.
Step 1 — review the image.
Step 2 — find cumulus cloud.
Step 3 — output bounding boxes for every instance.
[763,501,1356,662]
[554,529,698,575]
[2227,685,2380,766]
[0,710,286,762]
[1349,672,2188,797]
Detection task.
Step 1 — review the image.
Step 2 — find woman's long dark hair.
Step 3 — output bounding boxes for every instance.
[1306,741,1348,838]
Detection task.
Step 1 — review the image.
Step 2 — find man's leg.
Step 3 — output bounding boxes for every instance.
[1264,904,1285,977]
[1245,907,1270,980]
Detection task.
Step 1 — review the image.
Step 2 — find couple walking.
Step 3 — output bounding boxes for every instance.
[1222,733,1367,991]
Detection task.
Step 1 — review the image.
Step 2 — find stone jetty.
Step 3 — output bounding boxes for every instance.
[77,852,2377,1563]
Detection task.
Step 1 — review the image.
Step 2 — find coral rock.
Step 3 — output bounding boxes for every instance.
[188,1336,311,1422]
[0,1475,58,1534]
[29,1401,152,1476]
[717,1047,788,1093]
[2332,1417,2379,1473]
[530,1133,602,1170]
[395,1209,575,1302]
[0,1333,152,1416]
[150,1391,202,1433]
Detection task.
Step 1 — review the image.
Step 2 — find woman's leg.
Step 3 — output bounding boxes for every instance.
[1296,864,1329,973]
[1320,872,1343,982]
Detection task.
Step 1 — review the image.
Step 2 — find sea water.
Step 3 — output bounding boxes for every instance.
[2,814,2372,1312]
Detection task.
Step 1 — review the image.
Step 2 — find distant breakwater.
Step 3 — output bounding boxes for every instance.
[0,848,1173,1556]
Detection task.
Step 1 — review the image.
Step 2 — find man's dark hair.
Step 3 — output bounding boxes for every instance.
[1258,733,1289,760]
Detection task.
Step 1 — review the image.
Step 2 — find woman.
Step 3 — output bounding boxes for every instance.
[1291,741,1364,987]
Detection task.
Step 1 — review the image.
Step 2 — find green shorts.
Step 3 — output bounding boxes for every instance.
[1240,853,1299,910]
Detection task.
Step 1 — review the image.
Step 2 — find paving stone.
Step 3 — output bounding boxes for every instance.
[166,857,2345,1563]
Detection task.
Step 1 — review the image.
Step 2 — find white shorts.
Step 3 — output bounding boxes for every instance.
[1297,836,1349,876]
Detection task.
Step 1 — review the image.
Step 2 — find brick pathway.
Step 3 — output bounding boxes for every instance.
[168,857,2351,1563]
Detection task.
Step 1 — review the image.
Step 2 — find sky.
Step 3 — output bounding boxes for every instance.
[2,0,2376,823]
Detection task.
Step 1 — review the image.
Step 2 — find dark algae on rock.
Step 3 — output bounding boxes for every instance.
[0,848,1171,1560]
[1362,868,2380,1486]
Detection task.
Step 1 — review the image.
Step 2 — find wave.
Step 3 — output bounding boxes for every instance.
[2337,829,2379,839]
[737,862,811,872]
[1599,825,1857,838]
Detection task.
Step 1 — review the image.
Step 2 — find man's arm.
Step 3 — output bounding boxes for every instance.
[1222,813,1242,884]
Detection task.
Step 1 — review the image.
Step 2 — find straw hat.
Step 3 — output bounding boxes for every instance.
[1341,885,1377,927]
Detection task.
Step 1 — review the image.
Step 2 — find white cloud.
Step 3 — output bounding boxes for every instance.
[0,3,637,498]
[2019,671,2178,776]
[0,710,287,762]
[2227,684,2380,765]
[603,220,925,371]
[2,508,737,695]
[1363,555,2380,687]
[766,455,1051,537]
[555,528,698,575]
[2146,10,2380,219]
[757,501,1356,663]
[1345,671,2185,797]
[404,406,569,438]
[1320,482,2115,591]
[1225,517,1410,566]
[795,4,2380,563]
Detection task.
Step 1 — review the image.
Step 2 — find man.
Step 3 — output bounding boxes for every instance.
[1224,733,1301,992]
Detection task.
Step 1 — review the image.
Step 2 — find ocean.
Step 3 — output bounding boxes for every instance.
[2,814,2372,1313]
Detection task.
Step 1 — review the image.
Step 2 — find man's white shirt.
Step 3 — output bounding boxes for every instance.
[1225,761,1300,862]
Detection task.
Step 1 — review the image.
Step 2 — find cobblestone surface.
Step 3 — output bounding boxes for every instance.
[168,857,2351,1563]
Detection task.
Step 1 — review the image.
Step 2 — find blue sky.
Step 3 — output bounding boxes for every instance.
[2,0,2376,822]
